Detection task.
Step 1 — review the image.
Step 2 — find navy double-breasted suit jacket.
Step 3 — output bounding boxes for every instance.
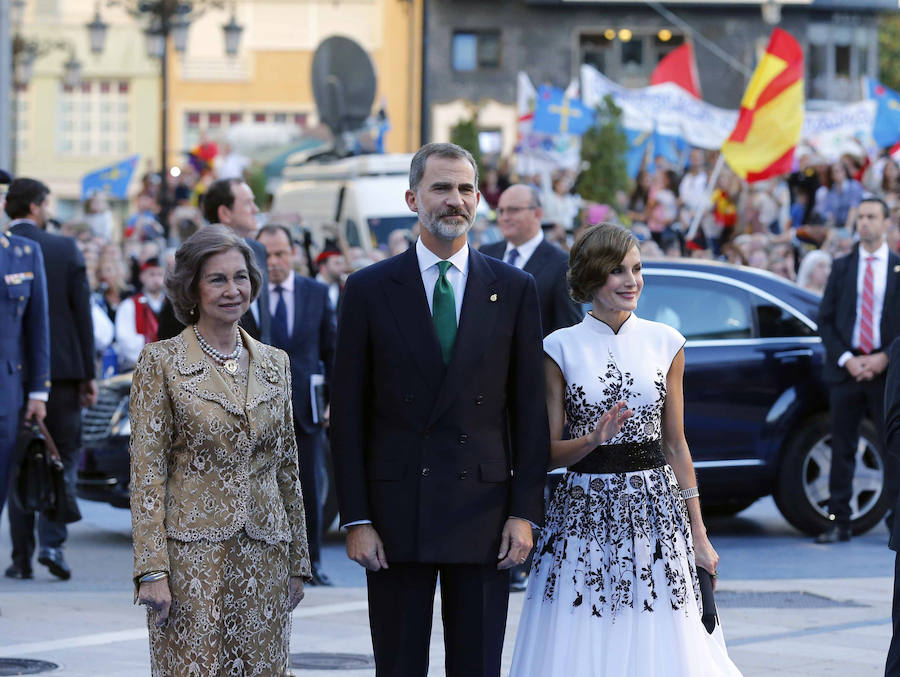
[331,245,550,564]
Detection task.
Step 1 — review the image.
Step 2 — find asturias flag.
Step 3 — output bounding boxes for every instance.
[865,77,900,149]
[81,155,140,200]
[532,85,596,136]
[720,28,804,183]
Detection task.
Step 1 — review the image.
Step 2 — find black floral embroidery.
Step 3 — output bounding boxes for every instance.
[564,349,666,444]
[530,466,700,621]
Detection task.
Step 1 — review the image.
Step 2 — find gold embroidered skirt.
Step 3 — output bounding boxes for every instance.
[147,530,291,676]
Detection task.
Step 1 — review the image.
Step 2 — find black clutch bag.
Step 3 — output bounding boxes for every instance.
[697,566,718,634]
[13,419,81,524]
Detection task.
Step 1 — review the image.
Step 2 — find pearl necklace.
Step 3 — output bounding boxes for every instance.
[193,324,243,375]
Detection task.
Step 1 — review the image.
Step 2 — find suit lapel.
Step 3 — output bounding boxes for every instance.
[883,251,900,332]
[428,249,500,426]
[522,240,550,278]
[384,248,444,393]
[243,328,282,412]
[290,273,306,338]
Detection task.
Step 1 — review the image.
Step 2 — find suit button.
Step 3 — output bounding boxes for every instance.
[459,470,468,480]
[422,467,430,477]
[423,429,431,439]
[403,394,414,404]
[475,395,484,405]
[458,434,469,445]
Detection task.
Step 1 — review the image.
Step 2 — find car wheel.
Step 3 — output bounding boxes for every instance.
[775,414,889,535]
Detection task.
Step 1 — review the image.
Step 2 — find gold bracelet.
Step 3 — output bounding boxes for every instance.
[139,571,168,583]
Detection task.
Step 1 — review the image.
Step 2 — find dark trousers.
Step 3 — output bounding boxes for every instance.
[297,426,326,567]
[366,562,509,677]
[888,551,900,676]
[0,400,23,514]
[828,376,888,527]
[8,381,80,565]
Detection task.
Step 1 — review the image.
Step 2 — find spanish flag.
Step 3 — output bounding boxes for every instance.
[721,29,804,183]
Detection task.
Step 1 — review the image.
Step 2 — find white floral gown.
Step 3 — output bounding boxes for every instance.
[510,313,742,677]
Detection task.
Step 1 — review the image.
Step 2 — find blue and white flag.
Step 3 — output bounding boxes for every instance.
[532,85,596,136]
[865,77,900,148]
[81,155,140,200]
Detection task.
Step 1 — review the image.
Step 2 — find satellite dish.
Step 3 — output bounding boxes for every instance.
[312,36,377,140]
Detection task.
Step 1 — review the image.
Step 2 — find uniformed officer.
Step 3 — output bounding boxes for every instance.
[0,229,51,515]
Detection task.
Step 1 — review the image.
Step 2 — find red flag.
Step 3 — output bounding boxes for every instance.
[650,43,701,98]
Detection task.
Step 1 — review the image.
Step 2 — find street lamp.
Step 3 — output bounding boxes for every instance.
[762,0,781,26]
[86,1,244,233]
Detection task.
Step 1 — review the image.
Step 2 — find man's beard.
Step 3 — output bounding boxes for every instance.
[419,206,474,241]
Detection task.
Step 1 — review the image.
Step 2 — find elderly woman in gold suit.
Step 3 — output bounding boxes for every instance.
[130,224,310,676]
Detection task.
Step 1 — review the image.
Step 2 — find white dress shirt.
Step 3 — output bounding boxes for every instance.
[114,292,164,366]
[416,237,469,323]
[838,242,889,366]
[268,272,295,338]
[502,230,544,270]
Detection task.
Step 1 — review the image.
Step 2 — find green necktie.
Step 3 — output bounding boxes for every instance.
[432,260,457,364]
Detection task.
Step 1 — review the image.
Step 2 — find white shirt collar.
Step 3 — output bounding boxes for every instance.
[860,241,889,262]
[505,229,543,264]
[416,237,470,276]
[269,271,294,294]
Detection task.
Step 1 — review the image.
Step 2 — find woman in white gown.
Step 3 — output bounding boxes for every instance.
[510,224,741,676]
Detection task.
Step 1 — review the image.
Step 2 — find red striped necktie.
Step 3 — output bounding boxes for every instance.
[859,255,876,355]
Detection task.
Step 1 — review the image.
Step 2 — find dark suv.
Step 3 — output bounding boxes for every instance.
[77,260,890,535]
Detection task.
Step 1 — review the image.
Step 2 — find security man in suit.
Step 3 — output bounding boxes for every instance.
[257,224,337,585]
[0,226,51,515]
[479,184,582,337]
[817,196,900,543]
[156,178,271,343]
[6,178,96,580]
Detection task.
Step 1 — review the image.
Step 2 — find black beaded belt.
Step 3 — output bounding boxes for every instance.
[568,439,666,474]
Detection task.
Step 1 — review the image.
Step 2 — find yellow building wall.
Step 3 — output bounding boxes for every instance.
[166,0,422,166]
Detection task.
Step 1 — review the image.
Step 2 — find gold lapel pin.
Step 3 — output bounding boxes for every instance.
[490,293,498,302]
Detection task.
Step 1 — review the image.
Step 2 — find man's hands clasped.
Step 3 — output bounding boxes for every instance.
[846,353,889,382]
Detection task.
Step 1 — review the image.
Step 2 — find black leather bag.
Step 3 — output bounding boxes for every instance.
[12,419,81,524]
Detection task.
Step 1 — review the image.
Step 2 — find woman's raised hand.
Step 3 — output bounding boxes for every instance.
[589,402,633,446]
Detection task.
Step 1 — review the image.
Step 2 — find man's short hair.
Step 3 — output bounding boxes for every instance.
[409,143,479,193]
[860,196,890,219]
[203,178,242,225]
[4,178,49,219]
[257,224,294,247]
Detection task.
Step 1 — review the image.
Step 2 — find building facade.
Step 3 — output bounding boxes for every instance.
[424,0,893,156]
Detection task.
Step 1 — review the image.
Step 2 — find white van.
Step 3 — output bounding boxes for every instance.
[271,153,418,252]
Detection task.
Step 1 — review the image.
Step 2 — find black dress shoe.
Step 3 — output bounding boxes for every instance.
[308,567,333,587]
[4,563,33,580]
[814,526,852,544]
[38,547,71,580]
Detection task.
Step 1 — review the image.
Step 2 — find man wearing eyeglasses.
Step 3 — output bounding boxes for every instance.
[481,184,581,338]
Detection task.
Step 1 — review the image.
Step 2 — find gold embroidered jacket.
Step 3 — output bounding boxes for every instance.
[129,326,310,583]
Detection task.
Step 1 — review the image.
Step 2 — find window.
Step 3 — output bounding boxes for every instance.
[579,33,613,73]
[754,300,815,339]
[578,29,685,85]
[57,79,130,157]
[637,276,752,341]
[452,31,500,72]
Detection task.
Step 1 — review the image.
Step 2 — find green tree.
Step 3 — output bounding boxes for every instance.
[450,113,484,181]
[879,15,900,92]
[576,94,629,206]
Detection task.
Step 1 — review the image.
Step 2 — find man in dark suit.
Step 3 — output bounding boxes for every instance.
[157,178,271,343]
[331,143,549,677]
[257,224,336,586]
[5,178,97,580]
[884,338,900,676]
[817,196,900,543]
[480,183,581,337]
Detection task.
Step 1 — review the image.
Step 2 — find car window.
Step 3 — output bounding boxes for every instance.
[638,275,753,340]
[754,298,815,338]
